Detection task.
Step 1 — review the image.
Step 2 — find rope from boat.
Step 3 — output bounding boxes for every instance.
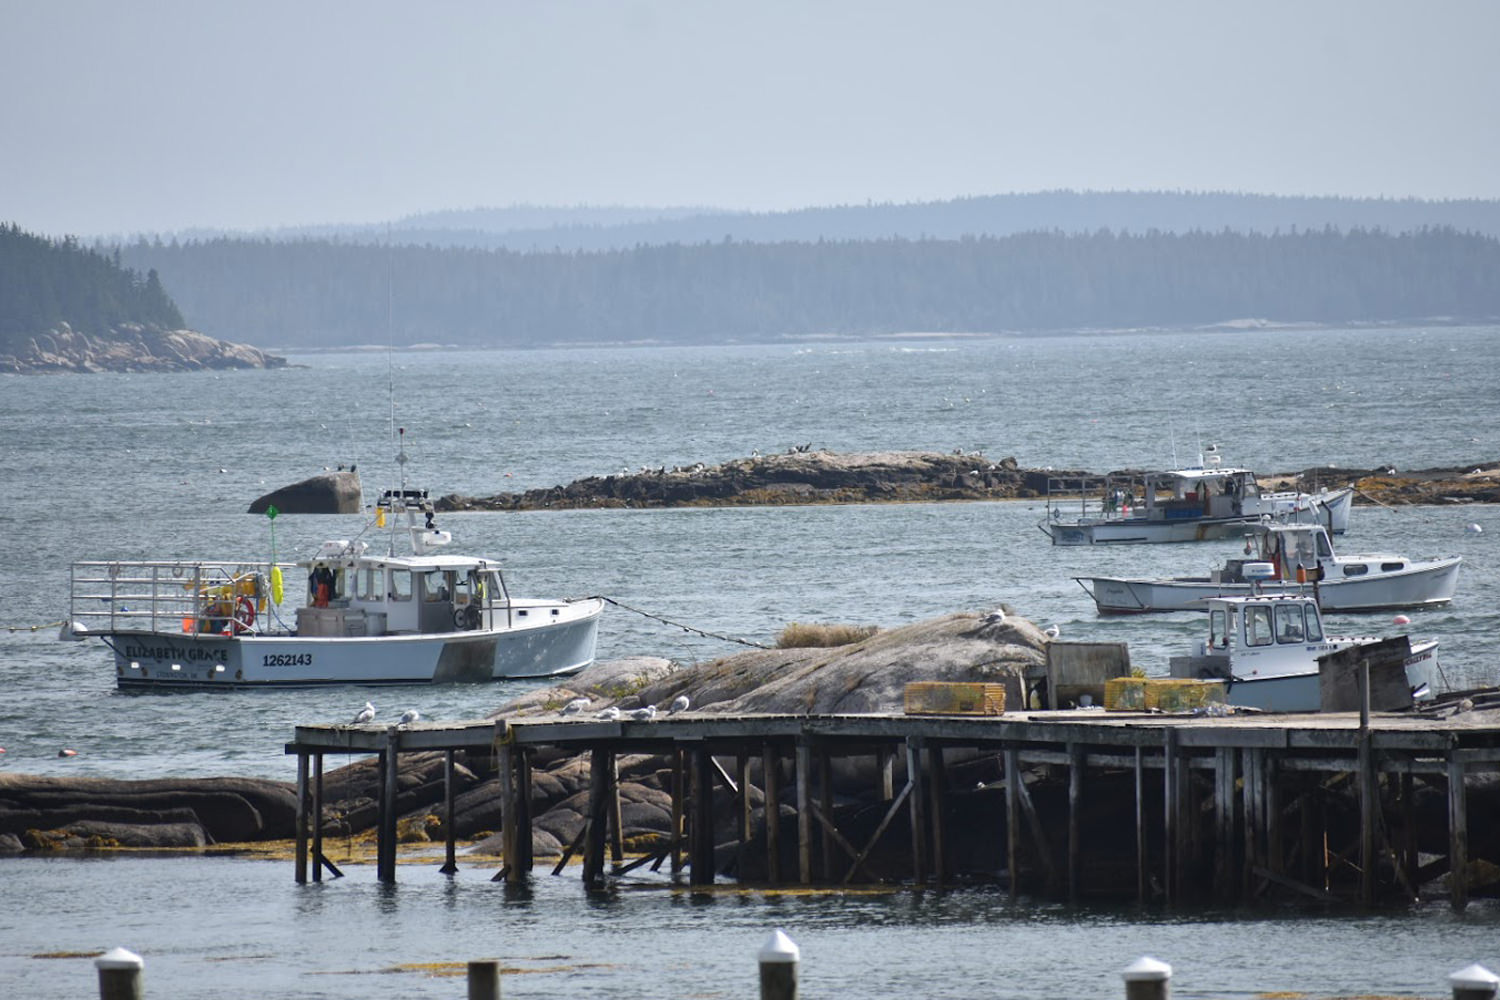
[594,596,771,649]
[3,619,65,633]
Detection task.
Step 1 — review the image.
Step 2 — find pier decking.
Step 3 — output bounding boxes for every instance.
[286,705,1500,907]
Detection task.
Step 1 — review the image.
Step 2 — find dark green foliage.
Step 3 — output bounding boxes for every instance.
[115,226,1500,350]
[0,223,186,346]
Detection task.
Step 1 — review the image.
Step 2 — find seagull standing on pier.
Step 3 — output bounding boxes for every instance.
[630,705,658,721]
[399,709,420,725]
[595,706,621,720]
[352,702,375,725]
[560,697,591,716]
[669,694,690,714]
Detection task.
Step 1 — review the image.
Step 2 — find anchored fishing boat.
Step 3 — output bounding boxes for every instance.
[1077,522,1462,614]
[1039,447,1354,545]
[61,438,603,690]
[1167,593,1440,712]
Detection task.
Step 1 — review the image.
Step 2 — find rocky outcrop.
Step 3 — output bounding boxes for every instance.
[436,450,1500,512]
[248,471,363,515]
[0,321,287,374]
[0,774,298,849]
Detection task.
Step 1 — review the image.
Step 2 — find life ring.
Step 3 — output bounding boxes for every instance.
[229,595,257,634]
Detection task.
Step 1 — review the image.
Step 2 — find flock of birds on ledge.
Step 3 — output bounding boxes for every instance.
[346,695,691,727]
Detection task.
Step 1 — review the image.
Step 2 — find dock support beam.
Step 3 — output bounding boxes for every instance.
[583,746,611,885]
[764,742,782,884]
[294,751,309,884]
[907,737,928,884]
[377,730,399,883]
[690,745,716,885]
[1005,747,1021,899]
[796,740,813,884]
[1449,756,1469,911]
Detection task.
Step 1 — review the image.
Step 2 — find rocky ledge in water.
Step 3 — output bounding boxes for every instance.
[434,449,1500,512]
[0,321,287,374]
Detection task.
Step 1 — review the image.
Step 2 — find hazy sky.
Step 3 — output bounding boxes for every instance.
[5,1,1499,238]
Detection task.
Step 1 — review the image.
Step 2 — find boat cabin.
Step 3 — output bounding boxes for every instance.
[1170,594,1335,683]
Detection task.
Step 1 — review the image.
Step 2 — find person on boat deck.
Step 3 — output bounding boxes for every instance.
[310,565,336,607]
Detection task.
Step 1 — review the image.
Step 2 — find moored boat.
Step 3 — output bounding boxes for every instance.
[1077,522,1462,614]
[1039,447,1353,545]
[1166,593,1440,712]
[61,443,603,690]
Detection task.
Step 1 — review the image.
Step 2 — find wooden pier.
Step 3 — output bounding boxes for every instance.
[286,706,1500,907]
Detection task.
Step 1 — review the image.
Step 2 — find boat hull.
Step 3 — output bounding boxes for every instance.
[103,598,603,690]
[1080,557,1462,614]
[1222,641,1440,712]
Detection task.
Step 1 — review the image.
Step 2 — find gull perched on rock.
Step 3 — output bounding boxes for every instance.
[560,697,591,717]
[399,709,421,725]
[669,694,690,714]
[595,706,621,721]
[352,701,376,725]
[630,705,658,721]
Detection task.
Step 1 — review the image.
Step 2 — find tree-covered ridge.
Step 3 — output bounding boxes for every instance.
[119,226,1500,350]
[0,223,185,342]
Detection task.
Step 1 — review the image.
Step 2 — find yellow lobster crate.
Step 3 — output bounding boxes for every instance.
[1105,677,1226,712]
[903,681,1006,716]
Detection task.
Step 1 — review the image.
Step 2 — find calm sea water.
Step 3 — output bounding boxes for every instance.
[2,326,1498,997]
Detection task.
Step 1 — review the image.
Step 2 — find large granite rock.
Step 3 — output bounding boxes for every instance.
[249,471,362,514]
[0,321,287,374]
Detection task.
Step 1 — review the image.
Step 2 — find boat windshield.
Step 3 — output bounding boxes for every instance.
[1210,607,1232,649]
[1244,605,1274,647]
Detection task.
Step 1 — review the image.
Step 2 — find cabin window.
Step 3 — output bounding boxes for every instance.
[421,569,453,603]
[1303,609,1323,642]
[1342,564,1369,577]
[1380,561,1406,572]
[354,566,379,600]
[1274,604,1307,644]
[1244,606,1274,647]
[389,569,412,601]
[1317,533,1334,558]
[1210,608,1231,648]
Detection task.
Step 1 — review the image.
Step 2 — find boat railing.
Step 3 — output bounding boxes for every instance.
[1043,473,1150,521]
[68,560,297,637]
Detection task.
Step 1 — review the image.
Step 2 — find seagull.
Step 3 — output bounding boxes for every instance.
[1043,624,1061,639]
[399,709,420,725]
[669,694,690,714]
[629,705,658,721]
[352,701,376,725]
[595,706,621,720]
[560,697,591,716]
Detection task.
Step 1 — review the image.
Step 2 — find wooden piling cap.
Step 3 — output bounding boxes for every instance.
[95,947,144,970]
[1121,956,1172,982]
[1450,964,1500,989]
[759,929,800,964]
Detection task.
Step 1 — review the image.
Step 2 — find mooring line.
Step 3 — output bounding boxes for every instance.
[593,596,771,649]
[3,619,65,634]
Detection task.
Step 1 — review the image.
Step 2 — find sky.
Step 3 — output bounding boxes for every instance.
[5,1,1500,239]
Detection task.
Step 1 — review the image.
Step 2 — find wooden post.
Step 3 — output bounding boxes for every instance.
[1134,746,1147,903]
[1067,743,1082,904]
[1005,747,1021,900]
[691,745,715,886]
[378,731,400,883]
[1242,748,1259,899]
[1450,963,1500,1000]
[796,740,813,884]
[497,741,517,883]
[758,929,800,1000]
[1449,756,1469,911]
[517,749,534,874]
[607,753,624,865]
[907,736,928,884]
[1214,747,1235,901]
[879,746,895,800]
[930,744,948,887]
[764,742,782,884]
[1358,730,1377,905]
[818,748,835,881]
[583,746,610,884]
[467,959,500,1000]
[311,753,325,882]
[1162,729,1178,904]
[1266,753,1283,880]
[670,748,685,873]
[1121,955,1171,1000]
[294,750,309,884]
[739,752,754,875]
[95,947,144,1000]
[441,749,459,874]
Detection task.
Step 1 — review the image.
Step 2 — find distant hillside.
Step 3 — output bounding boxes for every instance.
[129,191,1500,253]
[0,223,285,373]
[117,226,1500,350]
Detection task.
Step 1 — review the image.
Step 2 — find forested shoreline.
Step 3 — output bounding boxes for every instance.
[119,226,1500,350]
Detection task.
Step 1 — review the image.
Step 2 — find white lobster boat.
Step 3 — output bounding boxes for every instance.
[1039,447,1354,545]
[1167,593,1440,712]
[1077,522,1462,614]
[62,470,603,690]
